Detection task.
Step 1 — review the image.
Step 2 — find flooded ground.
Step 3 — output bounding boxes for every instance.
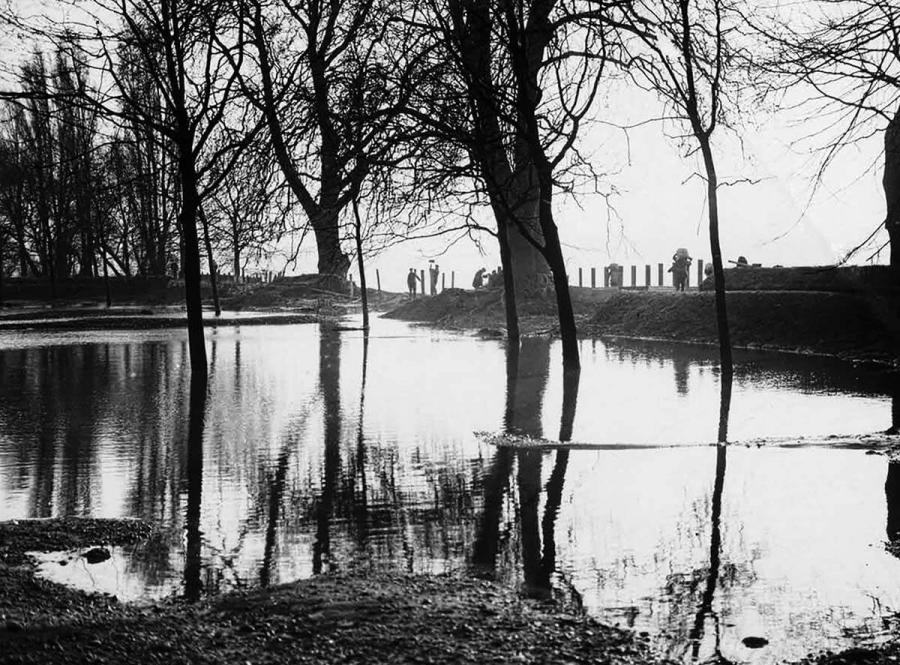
[1,316,899,663]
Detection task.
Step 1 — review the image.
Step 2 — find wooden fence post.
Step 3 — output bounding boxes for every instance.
[591,267,596,288]
[578,267,583,287]
[658,263,664,286]
[697,260,704,288]
[603,266,610,287]
[442,273,445,292]
[420,269,425,295]
[645,265,651,287]
[376,269,381,293]
[451,271,455,288]
[630,265,636,287]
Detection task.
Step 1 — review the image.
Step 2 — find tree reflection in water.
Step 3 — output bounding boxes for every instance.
[314,323,342,575]
[473,337,548,578]
[885,373,900,552]
[687,371,732,662]
[184,370,209,601]
[471,336,580,603]
[352,330,370,552]
[539,369,580,599]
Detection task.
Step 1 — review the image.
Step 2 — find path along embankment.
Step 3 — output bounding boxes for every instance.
[386,266,900,365]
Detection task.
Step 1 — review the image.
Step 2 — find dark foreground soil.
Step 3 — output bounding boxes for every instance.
[0,518,657,665]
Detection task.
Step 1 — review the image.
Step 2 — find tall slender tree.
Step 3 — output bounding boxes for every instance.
[626,0,741,381]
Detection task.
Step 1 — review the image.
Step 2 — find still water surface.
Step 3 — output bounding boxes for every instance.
[1,316,899,663]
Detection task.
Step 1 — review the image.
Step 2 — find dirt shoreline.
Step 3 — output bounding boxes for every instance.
[0,518,657,665]
[385,288,900,366]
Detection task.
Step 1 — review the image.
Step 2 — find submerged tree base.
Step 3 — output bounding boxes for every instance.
[0,519,654,665]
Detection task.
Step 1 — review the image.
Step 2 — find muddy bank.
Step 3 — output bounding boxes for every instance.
[587,291,900,364]
[1,275,403,314]
[0,312,321,333]
[383,287,614,334]
[700,265,898,294]
[0,518,657,665]
[385,288,900,364]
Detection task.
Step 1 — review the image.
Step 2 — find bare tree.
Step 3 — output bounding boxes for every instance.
[754,2,900,270]
[58,0,256,374]
[626,0,741,386]
[235,0,391,282]
[399,0,627,370]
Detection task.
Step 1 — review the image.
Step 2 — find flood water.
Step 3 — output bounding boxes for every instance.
[2,316,900,663]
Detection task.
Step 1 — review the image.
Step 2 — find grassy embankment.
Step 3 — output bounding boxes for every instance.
[386,266,900,364]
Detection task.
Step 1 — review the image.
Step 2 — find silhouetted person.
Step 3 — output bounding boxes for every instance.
[668,249,692,292]
[429,261,440,295]
[406,268,420,299]
[472,267,486,289]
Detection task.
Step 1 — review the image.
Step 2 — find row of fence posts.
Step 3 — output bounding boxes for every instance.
[576,260,706,290]
[363,262,704,295]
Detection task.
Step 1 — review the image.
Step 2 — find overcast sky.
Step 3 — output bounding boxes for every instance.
[2,1,889,292]
[348,87,887,292]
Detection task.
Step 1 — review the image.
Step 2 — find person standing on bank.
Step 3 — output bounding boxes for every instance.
[668,248,692,292]
[472,267,486,289]
[407,268,421,299]
[429,261,440,296]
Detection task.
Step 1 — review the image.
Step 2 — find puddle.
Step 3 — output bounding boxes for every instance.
[2,316,900,663]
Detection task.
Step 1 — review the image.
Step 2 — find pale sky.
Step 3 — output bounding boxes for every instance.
[333,89,888,292]
[2,1,889,292]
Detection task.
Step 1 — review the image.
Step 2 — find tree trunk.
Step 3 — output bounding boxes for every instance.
[505,184,550,297]
[493,209,520,348]
[0,233,4,307]
[540,216,580,371]
[96,205,111,308]
[312,206,350,279]
[884,106,900,271]
[232,226,241,284]
[199,207,220,317]
[699,138,733,385]
[177,145,208,376]
[352,199,369,331]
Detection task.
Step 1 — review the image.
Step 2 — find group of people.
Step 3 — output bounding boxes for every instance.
[670,250,754,291]
[408,249,750,297]
[472,266,503,289]
[406,261,442,298]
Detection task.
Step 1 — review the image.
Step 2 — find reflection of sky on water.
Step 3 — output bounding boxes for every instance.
[2,315,900,663]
